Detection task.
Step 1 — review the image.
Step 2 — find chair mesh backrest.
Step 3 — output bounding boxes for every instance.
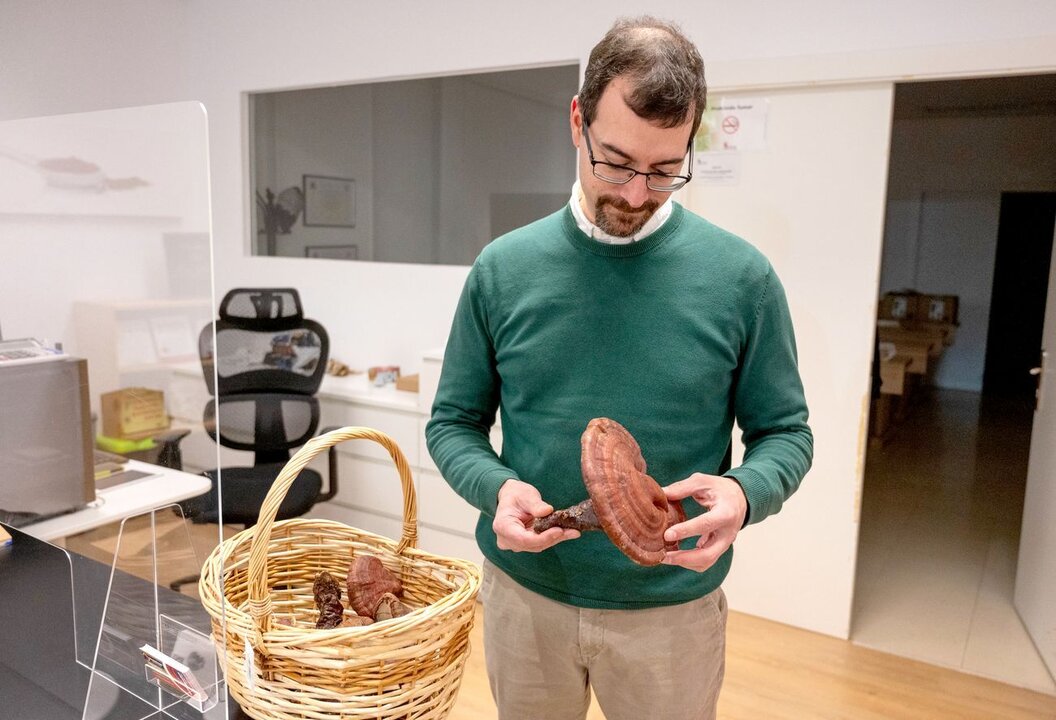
[200,288,329,460]
[205,395,319,454]
[199,288,329,397]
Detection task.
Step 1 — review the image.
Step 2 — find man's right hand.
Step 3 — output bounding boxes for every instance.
[493,479,580,552]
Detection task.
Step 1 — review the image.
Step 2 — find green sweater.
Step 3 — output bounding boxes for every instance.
[426,203,812,609]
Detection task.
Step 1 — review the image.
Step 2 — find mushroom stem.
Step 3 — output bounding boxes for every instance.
[532,498,602,533]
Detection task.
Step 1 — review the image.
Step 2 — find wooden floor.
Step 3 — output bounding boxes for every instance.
[63,517,1056,720]
[448,603,1056,720]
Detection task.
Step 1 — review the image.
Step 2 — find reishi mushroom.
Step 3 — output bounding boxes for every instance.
[346,554,403,617]
[532,417,686,566]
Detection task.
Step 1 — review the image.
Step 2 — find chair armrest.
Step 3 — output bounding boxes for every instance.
[317,425,341,503]
[127,428,191,470]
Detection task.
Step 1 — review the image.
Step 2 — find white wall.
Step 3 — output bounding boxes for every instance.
[687,84,895,637]
[0,103,212,351]
[3,0,1056,639]
[881,113,1056,391]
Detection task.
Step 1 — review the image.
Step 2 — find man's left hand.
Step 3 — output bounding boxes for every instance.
[661,473,748,573]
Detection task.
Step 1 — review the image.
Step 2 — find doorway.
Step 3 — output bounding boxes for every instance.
[852,74,1056,694]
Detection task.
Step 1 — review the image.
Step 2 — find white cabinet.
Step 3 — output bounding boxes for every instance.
[304,351,494,566]
[73,298,212,418]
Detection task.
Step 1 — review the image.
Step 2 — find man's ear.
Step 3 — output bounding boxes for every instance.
[570,95,582,148]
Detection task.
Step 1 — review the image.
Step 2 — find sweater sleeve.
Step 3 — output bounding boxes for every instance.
[425,261,518,516]
[724,266,814,526]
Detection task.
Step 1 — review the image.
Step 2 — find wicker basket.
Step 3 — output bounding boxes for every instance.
[199,427,482,720]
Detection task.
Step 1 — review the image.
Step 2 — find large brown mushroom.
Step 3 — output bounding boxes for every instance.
[532,417,686,566]
[346,554,403,617]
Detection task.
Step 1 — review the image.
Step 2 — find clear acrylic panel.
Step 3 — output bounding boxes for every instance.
[78,506,223,719]
[0,101,220,718]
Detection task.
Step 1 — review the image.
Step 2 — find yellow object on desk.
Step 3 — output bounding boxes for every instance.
[96,434,156,455]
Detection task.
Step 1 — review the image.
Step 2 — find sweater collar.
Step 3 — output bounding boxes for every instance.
[562,202,684,258]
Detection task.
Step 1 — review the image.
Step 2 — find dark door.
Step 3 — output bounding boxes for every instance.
[983,192,1056,397]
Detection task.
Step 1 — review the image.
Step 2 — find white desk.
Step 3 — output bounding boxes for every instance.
[21,460,211,542]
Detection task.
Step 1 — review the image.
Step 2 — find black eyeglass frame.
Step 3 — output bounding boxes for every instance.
[581,122,694,192]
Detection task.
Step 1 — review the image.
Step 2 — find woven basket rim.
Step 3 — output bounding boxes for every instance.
[200,516,480,644]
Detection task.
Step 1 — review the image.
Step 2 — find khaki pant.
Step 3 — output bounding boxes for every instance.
[481,559,727,720]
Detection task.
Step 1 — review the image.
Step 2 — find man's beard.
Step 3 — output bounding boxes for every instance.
[594,194,661,238]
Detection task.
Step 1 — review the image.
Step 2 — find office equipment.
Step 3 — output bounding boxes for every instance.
[0,337,66,364]
[0,354,94,521]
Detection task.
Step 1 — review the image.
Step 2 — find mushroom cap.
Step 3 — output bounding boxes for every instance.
[581,417,684,566]
[346,554,403,617]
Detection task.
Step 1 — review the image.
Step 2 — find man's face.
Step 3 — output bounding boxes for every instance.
[570,76,694,237]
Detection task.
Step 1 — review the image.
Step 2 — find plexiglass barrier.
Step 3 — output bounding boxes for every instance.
[0,102,222,718]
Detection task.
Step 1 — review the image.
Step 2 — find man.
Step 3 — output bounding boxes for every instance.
[426,16,812,720]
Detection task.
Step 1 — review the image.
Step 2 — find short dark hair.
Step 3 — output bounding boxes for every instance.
[579,16,707,135]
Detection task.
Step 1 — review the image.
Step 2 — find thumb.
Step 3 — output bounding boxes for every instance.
[516,493,553,518]
[529,498,555,517]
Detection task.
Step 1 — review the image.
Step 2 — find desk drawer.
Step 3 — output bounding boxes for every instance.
[418,527,483,566]
[319,400,419,466]
[417,468,479,536]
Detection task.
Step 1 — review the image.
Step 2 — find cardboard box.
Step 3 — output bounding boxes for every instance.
[395,373,419,393]
[101,387,169,439]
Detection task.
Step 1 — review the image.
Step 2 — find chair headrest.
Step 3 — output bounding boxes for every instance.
[202,287,329,396]
[219,288,304,331]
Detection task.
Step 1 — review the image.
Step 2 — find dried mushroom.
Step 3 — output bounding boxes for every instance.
[346,554,403,618]
[313,571,346,629]
[373,592,411,621]
[533,417,686,566]
[339,615,374,628]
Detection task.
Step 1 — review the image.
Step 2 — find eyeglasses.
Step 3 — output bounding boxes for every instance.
[581,122,693,192]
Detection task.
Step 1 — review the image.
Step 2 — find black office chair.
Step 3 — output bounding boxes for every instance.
[176,289,338,572]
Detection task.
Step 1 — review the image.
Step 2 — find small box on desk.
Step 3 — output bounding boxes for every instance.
[395,373,419,393]
[101,387,169,439]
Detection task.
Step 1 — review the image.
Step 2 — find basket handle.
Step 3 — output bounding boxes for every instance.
[245,427,418,637]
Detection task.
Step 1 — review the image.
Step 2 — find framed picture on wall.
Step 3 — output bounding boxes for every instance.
[305,244,358,260]
[303,175,355,227]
